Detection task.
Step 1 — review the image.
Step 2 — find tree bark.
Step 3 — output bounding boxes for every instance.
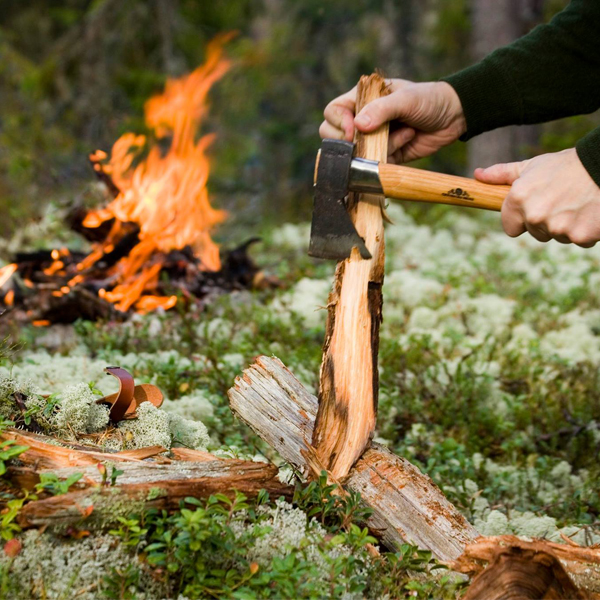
[312,74,390,479]
[467,0,544,171]
[2,428,166,469]
[229,355,479,561]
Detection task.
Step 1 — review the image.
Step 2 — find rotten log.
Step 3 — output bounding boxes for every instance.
[2,428,292,527]
[1,428,166,469]
[228,355,478,561]
[312,74,390,479]
[454,536,600,599]
[17,459,293,527]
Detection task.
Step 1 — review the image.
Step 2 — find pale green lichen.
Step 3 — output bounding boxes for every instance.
[50,383,109,435]
[230,499,360,576]
[168,413,210,450]
[162,391,215,421]
[117,401,171,450]
[0,529,165,599]
[0,375,40,419]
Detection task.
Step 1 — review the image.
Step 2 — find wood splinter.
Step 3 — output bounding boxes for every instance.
[312,73,390,479]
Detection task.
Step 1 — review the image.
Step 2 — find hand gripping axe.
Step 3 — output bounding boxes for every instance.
[308,138,511,260]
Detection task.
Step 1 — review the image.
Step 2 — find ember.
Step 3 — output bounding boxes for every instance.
[1,34,269,325]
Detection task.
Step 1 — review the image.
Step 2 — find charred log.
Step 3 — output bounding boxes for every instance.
[23,287,123,323]
[66,205,115,242]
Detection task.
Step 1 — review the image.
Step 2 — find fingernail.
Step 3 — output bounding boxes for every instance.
[355,113,371,128]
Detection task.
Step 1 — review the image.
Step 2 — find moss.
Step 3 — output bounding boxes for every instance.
[89,488,148,529]
[146,487,167,501]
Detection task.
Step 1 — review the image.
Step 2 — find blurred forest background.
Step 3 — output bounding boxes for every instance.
[1,0,599,241]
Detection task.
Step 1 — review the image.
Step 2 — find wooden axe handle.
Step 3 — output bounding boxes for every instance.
[379,163,510,211]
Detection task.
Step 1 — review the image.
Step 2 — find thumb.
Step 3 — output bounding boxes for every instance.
[354,93,414,132]
[474,160,530,185]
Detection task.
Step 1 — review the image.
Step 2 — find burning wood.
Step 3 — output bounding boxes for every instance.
[1,33,272,325]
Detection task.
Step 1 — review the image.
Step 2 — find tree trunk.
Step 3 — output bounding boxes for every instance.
[312,74,390,479]
[467,0,544,171]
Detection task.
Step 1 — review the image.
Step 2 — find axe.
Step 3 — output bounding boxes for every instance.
[309,138,511,260]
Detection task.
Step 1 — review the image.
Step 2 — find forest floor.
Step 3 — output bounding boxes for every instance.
[1,200,599,598]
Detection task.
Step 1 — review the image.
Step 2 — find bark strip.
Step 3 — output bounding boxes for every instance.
[312,74,390,479]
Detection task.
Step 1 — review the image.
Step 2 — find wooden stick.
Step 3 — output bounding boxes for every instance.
[312,74,390,479]
[228,356,479,561]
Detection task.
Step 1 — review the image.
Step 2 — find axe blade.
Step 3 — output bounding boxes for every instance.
[308,139,372,260]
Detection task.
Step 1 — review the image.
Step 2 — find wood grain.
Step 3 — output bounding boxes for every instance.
[454,536,600,599]
[312,74,389,479]
[379,162,510,211]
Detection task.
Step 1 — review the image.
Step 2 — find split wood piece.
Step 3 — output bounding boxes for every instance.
[312,73,390,479]
[228,356,478,561]
[454,536,600,598]
[1,428,166,469]
[17,459,293,527]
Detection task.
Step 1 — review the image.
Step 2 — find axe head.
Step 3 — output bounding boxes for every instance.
[308,139,372,260]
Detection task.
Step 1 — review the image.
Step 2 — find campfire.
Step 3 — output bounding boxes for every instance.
[0,34,266,325]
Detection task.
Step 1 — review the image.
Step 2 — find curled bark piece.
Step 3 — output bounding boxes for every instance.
[98,367,163,422]
[102,366,135,422]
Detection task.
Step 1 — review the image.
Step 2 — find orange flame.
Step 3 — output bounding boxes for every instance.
[4,290,14,306]
[82,33,233,312]
[0,264,17,289]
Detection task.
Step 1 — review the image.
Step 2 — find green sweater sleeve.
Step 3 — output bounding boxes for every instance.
[442,0,600,183]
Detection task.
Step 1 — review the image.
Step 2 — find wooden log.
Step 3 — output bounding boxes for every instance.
[1,429,166,469]
[17,459,293,527]
[228,355,478,561]
[312,74,390,479]
[454,536,600,598]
